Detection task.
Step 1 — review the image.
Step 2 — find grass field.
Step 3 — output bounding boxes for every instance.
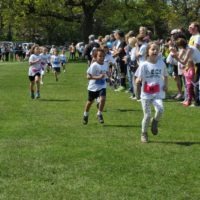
[0,61,199,200]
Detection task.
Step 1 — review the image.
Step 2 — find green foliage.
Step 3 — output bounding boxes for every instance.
[0,0,199,43]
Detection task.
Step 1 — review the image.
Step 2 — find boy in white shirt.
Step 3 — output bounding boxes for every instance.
[83,48,108,124]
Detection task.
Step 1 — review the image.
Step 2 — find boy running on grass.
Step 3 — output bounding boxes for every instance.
[83,48,108,124]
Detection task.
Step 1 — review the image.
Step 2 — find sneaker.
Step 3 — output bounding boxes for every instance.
[183,101,191,107]
[31,92,35,99]
[114,86,125,92]
[40,81,44,85]
[83,115,88,125]
[151,118,158,135]
[97,114,104,124]
[35,92,40,99]
[175,93,182,100]
[141,132,148,143]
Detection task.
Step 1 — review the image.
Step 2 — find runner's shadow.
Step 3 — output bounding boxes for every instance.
[103,124,140,128]
[150,141,200,146]
[116,109,140,112]
[39,99,71,102]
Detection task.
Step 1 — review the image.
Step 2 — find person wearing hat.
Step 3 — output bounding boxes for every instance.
[84,34,100,65]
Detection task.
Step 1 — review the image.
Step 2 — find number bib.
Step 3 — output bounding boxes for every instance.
[144,82,160,94]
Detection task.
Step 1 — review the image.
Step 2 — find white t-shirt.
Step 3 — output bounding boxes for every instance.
[87,61,108,91]
[189,34,200,50]
[60,54,67,63]
[138,42,148,64]
[189,46,200,64]
[40,53,50,68]
[137,59,168,99]
[130,47,137,61]
[28,54,42,76]
[51,55,61,68]
[104,53,116,68]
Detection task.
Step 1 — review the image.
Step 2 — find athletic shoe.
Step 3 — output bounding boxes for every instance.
[35,92,40,99]
[141,132,148,143]
[83,115,88,125]
[175,93,182,100]
[114,86,125,92]
[151,118,158,135]
[183,101,191,107]
[97,114,104,124]
[40,81,44,85]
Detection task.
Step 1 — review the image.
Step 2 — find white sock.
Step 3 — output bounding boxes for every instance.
[84,112,89,116]
[97,111,102,115]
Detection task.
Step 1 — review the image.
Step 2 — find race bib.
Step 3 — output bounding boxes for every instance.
[144,82,160,94]
[32,67,41,73]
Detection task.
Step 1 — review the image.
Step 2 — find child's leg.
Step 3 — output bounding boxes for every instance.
[151,99,164,135]
[40,69,45,84]
[141,99,152,133]
[54,71,58,81]
[62,63,66,72]
[188,84,195,103]
[152,99,164,121]
[98,96,106,113]
[30,80,35,98]
[35,75,41,98]
[84,100,93,113]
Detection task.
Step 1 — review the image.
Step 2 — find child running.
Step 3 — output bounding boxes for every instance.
[82,48,108,124]
[51,48,61,81]
[28,44,42,99]
[136,42,168,143]
[40,47,50,84]
[60,48,67,72]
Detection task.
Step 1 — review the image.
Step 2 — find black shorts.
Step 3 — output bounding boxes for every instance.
[88,88,106,102]
[53,67,61,73]
[28,72,41,81]
[173,65,178,76]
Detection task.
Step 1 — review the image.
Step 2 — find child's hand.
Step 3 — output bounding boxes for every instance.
[99,73,106,79]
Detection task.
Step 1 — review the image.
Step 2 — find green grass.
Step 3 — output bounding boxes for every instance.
[0,61,200,200]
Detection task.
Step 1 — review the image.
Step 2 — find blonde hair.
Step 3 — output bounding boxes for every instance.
[187,59,194,67]
[128,37,138,48]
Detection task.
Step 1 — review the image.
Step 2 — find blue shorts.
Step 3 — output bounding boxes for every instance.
[88,88,106,101]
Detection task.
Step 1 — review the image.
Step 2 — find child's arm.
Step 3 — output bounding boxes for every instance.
[163,76,168,92]
[87,73,105,80]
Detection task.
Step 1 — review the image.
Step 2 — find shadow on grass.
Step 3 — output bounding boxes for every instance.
[150,140,200,146]
[103,124,140,128]
[116,108,140,112]
[39,99,72,102]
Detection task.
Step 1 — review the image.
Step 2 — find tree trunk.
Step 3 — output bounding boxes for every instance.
[82,7,94,43]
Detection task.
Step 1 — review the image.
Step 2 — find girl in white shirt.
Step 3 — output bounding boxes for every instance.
[40,47,50,84]
[136,42,168,143]
[51,48,61,81]
[28,45,42,99]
